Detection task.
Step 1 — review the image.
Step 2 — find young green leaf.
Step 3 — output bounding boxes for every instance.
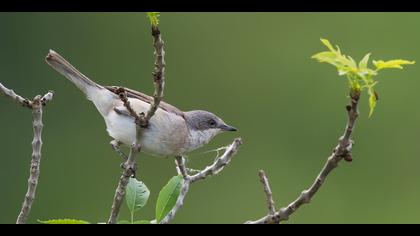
[320,38,336,52]
[358,53,371,70]
[37,219,89,224]
[373,59,415,71]
[368,88,378,118]
[313,38,415,117]
[155,175,184,223]
[126,177,150,215]
[147,12,160,27]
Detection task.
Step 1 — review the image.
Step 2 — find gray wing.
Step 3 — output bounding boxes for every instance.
[105,86,185,118]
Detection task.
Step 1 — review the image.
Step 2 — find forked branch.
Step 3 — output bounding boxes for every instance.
[107,24,166,224]
[159,138,242,224]
[246,91,360,224]
[1,82,54,224]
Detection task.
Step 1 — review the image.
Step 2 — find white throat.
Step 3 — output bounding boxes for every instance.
[186,129,221,152]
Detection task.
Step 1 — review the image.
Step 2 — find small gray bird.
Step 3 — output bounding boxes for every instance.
[45,50,237,157]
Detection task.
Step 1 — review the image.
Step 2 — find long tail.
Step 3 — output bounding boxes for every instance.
[45,50,115,116]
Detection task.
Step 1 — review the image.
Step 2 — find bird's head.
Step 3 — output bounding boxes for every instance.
[184,110,237,149]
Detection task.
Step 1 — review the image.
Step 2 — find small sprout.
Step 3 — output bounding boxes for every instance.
[147,12,160,27]
[312,38,415,117]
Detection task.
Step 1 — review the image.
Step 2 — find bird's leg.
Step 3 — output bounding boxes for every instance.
[110,140,128,168]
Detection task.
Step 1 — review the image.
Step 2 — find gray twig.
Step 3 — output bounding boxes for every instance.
[1,82,54,224]
[159,138,242,224]
[258,170,276,215]
[107,24,166,224]
[246,91,360,224]
[107,136,141,224]
[145,26,165,123]
[0,82,32,108]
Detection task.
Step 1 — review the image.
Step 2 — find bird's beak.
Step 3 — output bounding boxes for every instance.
[220,124,238,131]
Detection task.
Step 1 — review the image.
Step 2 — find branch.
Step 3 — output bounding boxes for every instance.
[258,170,276,215]
[0,82,32,108]
[246,90,360,224]
[107,136,141,224]
[144,26,165,123]
[189,138,242,183]
[159,138,242,224]
[0,82,54,224]
[107,24,166,224]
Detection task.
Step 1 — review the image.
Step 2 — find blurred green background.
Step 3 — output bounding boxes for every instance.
[1,13,420,224]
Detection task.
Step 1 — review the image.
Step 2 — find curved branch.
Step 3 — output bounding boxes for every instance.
[246,91,360,224]
[159,138,242,224]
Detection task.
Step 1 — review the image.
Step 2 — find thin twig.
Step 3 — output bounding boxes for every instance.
[144,26,165,123]
[159,138,242,224]
[107,132,141,224]
[107,24,166,224]
[0,82,54,224]
[114,88,143,126]
[0,82,32,108]
[258,170,276,215]
[246,91,360,224]
[189,138,242,184]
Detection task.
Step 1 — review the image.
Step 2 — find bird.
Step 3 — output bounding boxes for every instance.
[45,50,237,157]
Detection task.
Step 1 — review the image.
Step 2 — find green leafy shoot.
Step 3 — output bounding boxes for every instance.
[37,219,89,224]
[126,177,150,223]
[312,38,415,117]
[155,175,184,223]
[147,12,160,27]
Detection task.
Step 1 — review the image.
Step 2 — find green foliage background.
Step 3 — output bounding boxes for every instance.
[0,13,419,223]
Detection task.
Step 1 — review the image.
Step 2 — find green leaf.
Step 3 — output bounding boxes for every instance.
[132,220,151,224]
[368,88,378,118]
[37,219,89,224]
[126,177,150,215]
[313,38,414,118]
[373,59,415,71]
[320,38,335,52]
[147,12,160,27]
[117,220,132,224]
[312,38,359,76]
[358,53,371,70]
[155,175,184,223]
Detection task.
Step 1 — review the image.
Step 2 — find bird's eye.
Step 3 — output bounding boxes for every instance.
[208,119,217,127]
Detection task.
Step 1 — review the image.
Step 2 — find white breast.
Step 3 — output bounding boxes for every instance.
[103,97,189,157]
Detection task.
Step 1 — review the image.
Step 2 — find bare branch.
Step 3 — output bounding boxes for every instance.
[159,138,242,224]
[246,91,360,224]
[258,170,276,215]
[107,24,166,224]
[0,82,56,224]
[107,139,141,224]
[0,82,32,108]
[114,88,143,126]
[189,138,242,183]
[144,26,165,123]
